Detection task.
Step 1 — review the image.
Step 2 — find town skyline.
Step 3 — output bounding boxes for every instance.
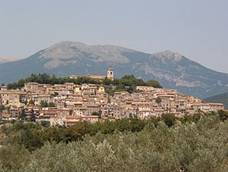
[0,72,224,126]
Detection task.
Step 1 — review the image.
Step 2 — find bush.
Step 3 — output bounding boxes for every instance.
[16,116,228,171]
[7,73,162,92]
[0,113,227,171]
[0,145,30,170]
[161,113,176,127]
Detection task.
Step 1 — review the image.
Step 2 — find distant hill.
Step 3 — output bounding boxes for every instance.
[0,57,16,64]
[205,92,228,109]
[1,41,228,98]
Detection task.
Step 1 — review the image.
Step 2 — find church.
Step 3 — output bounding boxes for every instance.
[70,67,114,81]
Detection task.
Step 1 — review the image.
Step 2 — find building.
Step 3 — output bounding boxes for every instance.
[136,86,154,92]
[70,67,114,81]
[106,67,114,81]
[1,69,225,125]
[0,90,26,107]
[192,103,224,112]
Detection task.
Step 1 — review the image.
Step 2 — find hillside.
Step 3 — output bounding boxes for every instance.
[0,57,16,64]
[205,92,228,109]
[1,41,228,98]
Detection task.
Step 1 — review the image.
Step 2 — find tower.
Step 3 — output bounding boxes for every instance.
[106,67,114,81]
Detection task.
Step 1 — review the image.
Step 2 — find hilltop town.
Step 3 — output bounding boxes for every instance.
[0,68,224,126]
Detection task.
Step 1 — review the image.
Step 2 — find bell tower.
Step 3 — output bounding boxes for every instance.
[107,67,114,81]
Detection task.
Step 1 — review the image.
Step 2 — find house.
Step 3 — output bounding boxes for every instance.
[81,115,99,123]
[70,67,115,81]
[136,86,154,92]
[0,86,7,91]
[192,103,224,112]
[28,94,52,105]
[0,90,26,107]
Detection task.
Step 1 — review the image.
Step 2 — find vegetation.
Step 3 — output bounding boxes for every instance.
[0,111,227,171]
[155,97,162,104]
[0,105,5,112]
[91,111,102,118]
[40,100,56,108]
[6,73,162,92]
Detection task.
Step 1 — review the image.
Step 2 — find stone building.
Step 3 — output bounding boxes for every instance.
[106,67,114,81]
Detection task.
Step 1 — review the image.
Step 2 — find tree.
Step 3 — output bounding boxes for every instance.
[48,102,56,107]
[103,78,112,85]
[40,101,55,107]
[218,110,228,121]
[40,100,48,107]
[19,109,26,121]
[30,109,36,122]
[155,97,162,104]
[91,111,102,118]
[0,145,30,170]
[146,80,162,88]
[161,113,176,127]
[51,92,59,97]
[28,100,35,106]
[0,105,5,112]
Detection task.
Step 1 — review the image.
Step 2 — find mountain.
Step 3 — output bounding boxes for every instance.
[0,41,228,98]
[0,57,16,64]
[205,92,228,109]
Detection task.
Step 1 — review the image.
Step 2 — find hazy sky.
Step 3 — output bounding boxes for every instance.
[0,0,228,73]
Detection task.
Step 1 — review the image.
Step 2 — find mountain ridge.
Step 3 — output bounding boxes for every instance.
[1,41,228,98]
[0,57,17,64]
[205,92,228,109]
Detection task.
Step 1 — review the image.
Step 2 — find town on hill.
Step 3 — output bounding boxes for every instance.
[0,68,225,126]
[1,41,228,99]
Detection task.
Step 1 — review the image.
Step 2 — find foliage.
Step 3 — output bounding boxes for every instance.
[40,100,56,107]
[28,99,35,106]
[0,105,5,112]
[146,80,162,88]
[218,110,228,121]
[0,145,30,171]
[7,73,162,93]
[155,97,162,104]
[0,113,227,171]
[160,113,176,127]
[18,109,26,121]
[91,111,102,118]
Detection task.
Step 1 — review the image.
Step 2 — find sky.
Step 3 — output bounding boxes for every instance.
[0,0,228,73]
